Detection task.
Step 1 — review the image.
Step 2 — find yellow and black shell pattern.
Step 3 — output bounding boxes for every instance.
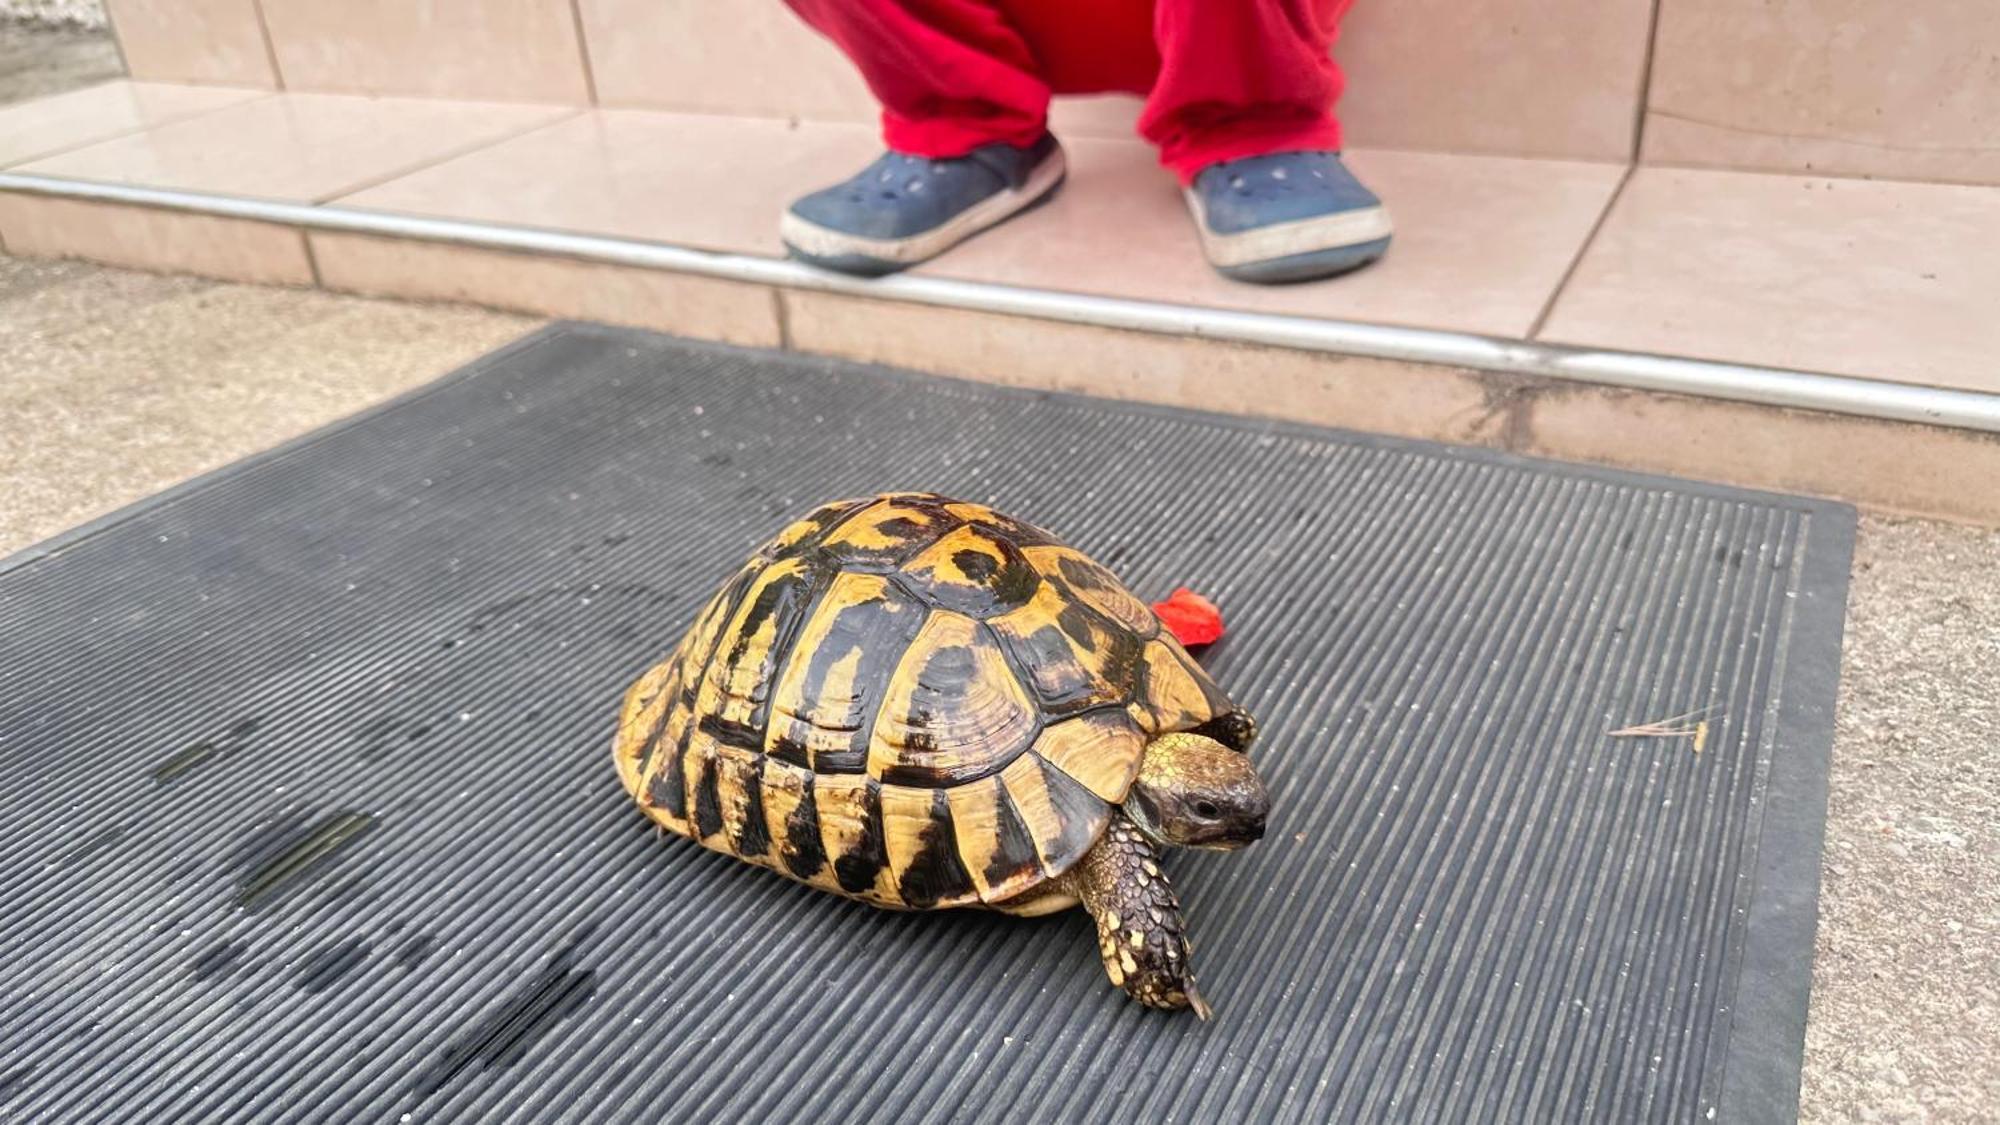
[613,493,1240,911]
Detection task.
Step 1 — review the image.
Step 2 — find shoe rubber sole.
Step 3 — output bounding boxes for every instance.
[1215,236,1394,284]
[1186,190,1394,284]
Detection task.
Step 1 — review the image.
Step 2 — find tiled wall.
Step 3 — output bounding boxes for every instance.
[104,0,2000,184]
[104,0,278,88]
[578,0,875,119]
[256,0,592,103]
[1643,0,2000,186]
[1335,0,1657,162]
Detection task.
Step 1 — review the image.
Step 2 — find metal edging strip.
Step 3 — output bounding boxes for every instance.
[4,171,1995,434]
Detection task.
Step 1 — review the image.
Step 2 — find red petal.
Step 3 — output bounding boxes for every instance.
[1152,587,1225,646]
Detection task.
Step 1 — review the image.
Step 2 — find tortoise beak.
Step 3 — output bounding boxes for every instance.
[1206,777,1269,850]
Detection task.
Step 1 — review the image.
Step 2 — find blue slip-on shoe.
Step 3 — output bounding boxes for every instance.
[781,134,1066,277]
[1186,151,1392,284]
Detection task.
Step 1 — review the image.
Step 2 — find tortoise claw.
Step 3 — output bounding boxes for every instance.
[1184,978,1213,1021]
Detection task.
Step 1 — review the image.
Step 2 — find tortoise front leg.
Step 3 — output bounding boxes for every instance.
[1060,812,1211,1019]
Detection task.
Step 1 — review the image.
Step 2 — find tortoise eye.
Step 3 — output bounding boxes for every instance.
[1193,800,1221,820]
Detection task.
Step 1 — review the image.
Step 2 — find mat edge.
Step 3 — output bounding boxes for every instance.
[1711,501,1858,1122]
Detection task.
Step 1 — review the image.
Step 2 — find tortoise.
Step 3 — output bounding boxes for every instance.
[613,492,1270,1016]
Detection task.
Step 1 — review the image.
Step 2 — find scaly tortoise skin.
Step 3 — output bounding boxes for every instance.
[614,492,1266,1013]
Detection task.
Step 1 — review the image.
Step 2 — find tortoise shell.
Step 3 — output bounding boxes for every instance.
[613,492,1242,910]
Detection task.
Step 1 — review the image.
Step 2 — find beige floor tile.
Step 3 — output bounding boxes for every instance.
[782,290,1510,448]
[257,0,591,104]
[1540,167,2000,392]
[919,140,1628,338]
[1644,0,2000,186]
[0,194,313,284]
[336,111,1620,338]
[0,80,264,168]
[1337,0,1655,161]
[309,232,780,347]
[16,92,575,203]
[336,109,876,256]
[104,0,277,88]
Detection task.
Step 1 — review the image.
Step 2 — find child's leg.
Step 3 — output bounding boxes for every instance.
[1139,0,1352,184]
[786,0,1052,157]
[997,0,1160,98]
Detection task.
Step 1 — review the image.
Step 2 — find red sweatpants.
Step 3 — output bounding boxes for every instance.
[785,0,1351,184]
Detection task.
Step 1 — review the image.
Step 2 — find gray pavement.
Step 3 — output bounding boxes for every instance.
[0,18,118,103]
[1804,517,2000,1121]
[0,255,535,551]
[0,2,106,31]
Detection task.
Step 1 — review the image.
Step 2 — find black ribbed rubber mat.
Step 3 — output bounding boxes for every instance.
[0,324,1852,1123]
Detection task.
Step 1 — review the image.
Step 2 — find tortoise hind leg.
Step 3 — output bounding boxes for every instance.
[1059,811,1210,1018]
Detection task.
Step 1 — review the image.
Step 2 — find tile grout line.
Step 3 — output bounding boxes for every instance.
[96,1,133,79]
[552,95,873,128]
[1628,0,1669,163]
[101,75,279,93]
[771,288,793,350]
[298,228,325,287]
[309,108,590,205]
[1524,163,1637,342]
[249,0,288,91]
[568,0,602,105]
[1578,151,1995,192]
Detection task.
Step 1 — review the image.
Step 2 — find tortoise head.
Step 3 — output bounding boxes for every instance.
[1125,732,1270,850]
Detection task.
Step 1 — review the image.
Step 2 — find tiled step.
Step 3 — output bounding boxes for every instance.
[3,82,1998,524]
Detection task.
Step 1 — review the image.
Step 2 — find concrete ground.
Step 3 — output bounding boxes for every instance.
[2,23,1994,1125]
[0,256,535,550]
[0,18,117,103]
[0,3,105,31]
[1806,521,2000,1121]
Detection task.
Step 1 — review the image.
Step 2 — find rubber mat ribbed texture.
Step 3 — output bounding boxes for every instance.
[0,325,1851,1123]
